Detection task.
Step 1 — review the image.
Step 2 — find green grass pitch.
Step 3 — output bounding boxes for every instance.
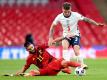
[0,58,107,80]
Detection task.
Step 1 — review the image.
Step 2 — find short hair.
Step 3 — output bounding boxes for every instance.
[62,2,71,10]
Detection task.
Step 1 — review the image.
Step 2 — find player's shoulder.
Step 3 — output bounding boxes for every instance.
[26,54,33,61]
[56,13,63,18]
[72,11,81,15]
[27,54,34,58]
[58,13,63,16]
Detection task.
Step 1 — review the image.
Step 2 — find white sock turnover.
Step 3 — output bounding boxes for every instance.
[76,55,84,64]
[63,50,71,61]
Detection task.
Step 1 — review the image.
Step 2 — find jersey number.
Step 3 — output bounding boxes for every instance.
[37,55,43,62]
[75,37,78,41]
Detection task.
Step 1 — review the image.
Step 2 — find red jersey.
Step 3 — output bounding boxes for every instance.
[24,44,56,70]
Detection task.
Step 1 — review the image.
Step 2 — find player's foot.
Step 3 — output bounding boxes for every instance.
[81,64,88,69]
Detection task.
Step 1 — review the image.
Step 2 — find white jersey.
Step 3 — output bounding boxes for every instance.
[52,12,85,37]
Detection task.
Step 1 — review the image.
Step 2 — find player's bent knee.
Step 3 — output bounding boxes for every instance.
[61,67,71,74]
[29,70,40,76]
[61,60,69,68]
[62,40,69,50]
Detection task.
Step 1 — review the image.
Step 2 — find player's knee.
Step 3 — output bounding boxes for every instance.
[62,40,69,50]
[63,44,69,50]
[61,60,69,68]
[61,67,71,74]
[73,45,80,50]
[74,51,80,56]
[29,70,40,76]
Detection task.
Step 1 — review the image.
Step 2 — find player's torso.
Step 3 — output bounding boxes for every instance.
[58,12,80,36]
[36,50,55,69]
[59,13,78,26]
[29,47,55,69]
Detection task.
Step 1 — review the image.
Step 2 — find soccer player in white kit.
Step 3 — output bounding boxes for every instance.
[48,2,104,67]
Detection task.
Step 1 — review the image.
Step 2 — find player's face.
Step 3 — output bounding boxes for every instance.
[26,44,35,52]
[62,8,71,17]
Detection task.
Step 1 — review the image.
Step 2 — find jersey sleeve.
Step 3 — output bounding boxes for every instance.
[52,14,60,25]
[75,12,85,20]
[24,56,32,70]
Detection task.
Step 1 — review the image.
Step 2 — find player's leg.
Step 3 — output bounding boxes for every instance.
[73,45,84,64]
[61,39,72,73]
[61,60,81,68]
[62,39,71,61]
[19,70,40,76]
[28,59,62,76]
[61,59,81,74]
[71,36,83,64]
[61,60,82,74]
[72,36,88,69]
[39,67,60,76]
[61,60,87,70]
[28,69,50,76]
[29,70,40,76]
[61,67,71,74]
[73,45,88,68]
[24,68,50,76]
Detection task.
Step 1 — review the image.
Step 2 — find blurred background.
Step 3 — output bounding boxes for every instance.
[0,0,107,59]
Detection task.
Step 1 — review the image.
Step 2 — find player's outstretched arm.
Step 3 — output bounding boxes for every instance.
[16,66,27,75]
[52,36,64,44]
[52,33,76,44]
[16,63,30,76]
[83,17,105,26]
[48,23,57,46]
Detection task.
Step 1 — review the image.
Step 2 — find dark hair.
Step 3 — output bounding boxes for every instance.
[24,41,32,48]
[24,42,35,54]
[62,2,71,10]
[25,34,34,44]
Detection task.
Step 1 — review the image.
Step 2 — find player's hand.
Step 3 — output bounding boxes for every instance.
[16,71,23,76]
[48,38,53,46]
[51,40,56,45]
[97,23,106,27]
[65,34,75,40]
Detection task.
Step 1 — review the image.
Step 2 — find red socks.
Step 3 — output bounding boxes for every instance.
[67,61,81,67]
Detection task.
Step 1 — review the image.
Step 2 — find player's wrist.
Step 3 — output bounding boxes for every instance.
[96,23,99,26]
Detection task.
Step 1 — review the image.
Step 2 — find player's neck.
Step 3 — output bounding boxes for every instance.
[63,12,71,18]
[30,49,36,54]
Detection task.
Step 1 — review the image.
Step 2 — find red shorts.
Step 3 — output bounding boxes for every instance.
[39,59,63,76]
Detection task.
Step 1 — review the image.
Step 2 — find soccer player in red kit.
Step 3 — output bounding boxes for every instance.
[16,41,85,76]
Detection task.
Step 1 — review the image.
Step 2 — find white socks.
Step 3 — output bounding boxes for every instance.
[76,55,84,64]
[62,50,84,64]
[62,50,71,61]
